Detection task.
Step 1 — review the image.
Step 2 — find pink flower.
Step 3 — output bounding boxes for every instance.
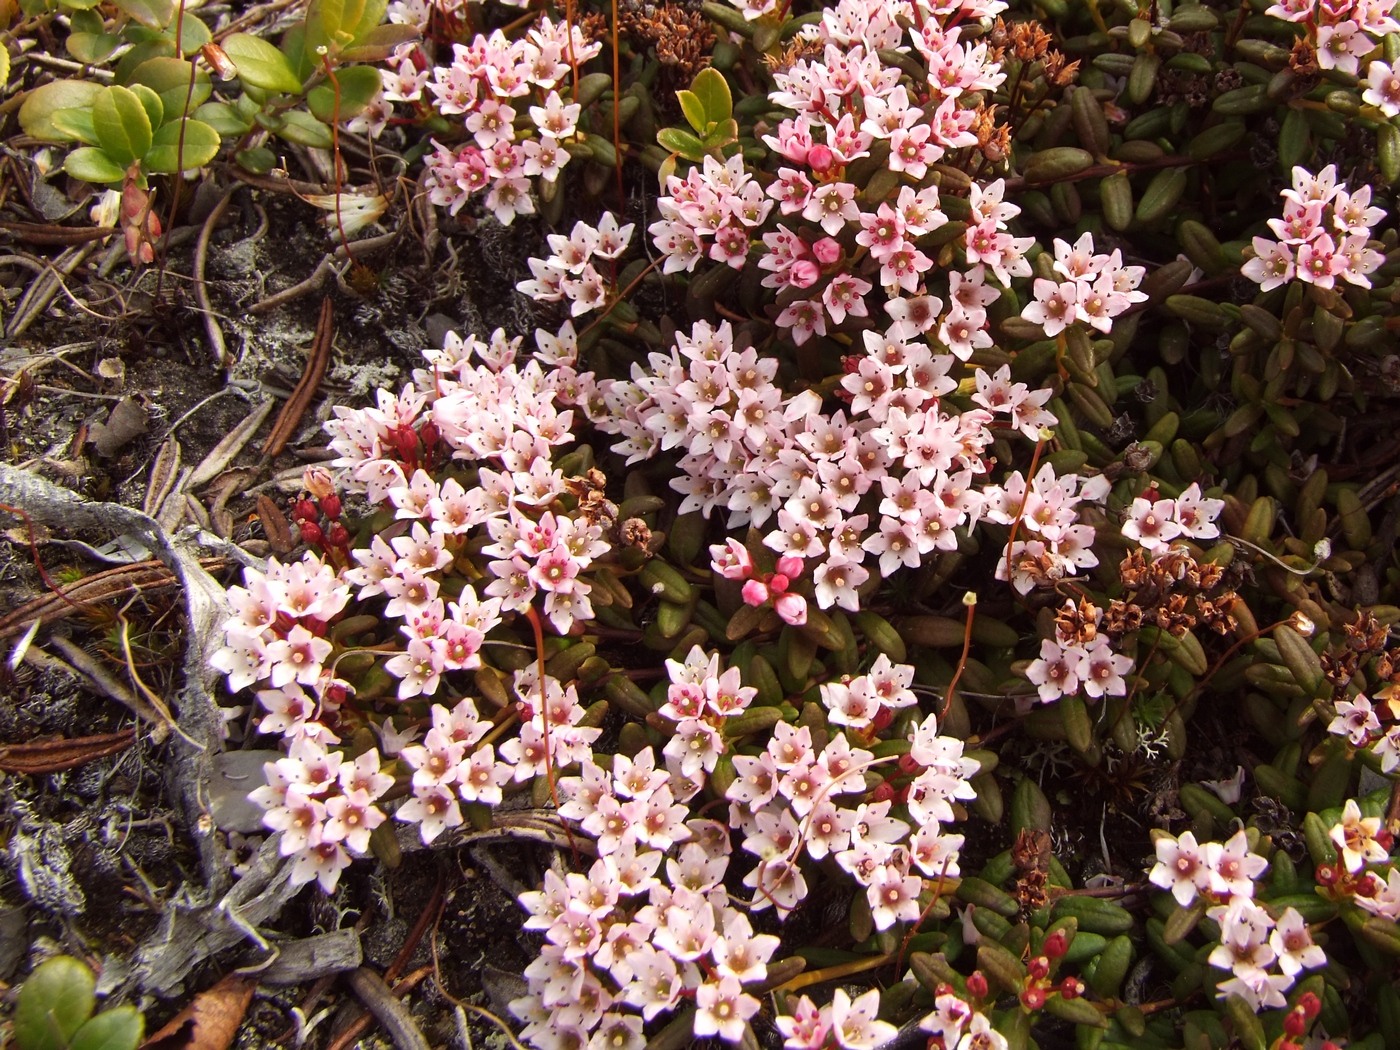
[1022,278,1080,337]
[1149,830,1212,906]
[1121,495,1184,553]
[693,976,759,1042]
[1241,237,1295,290]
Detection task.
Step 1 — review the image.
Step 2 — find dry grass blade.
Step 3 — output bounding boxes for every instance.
[256,493,295,553]
[188,401,274,488]
[145,437,182,517]
[261,296,334,458]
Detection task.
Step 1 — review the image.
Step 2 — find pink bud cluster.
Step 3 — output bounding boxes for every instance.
[1149,828,1326,1011]
[711,539,809,625]
[1242,164,1385,291]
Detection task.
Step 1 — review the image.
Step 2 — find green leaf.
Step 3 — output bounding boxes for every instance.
[689,66,731,125]
[129,83,164,130]
[702,116,738,149]
[69,1007,145,1050]
[193,101,252,135]
[275,108,333,148]
[51,108,100,146]
[94,85,153,166]
[18,80,103,141]
[126,57,212,117]
[337,22,420,61]
[113,39,173,84]
[64,147,128,184]
[656,126,706,161]
[111,0,174,28]
[223,32,304,93]
[143,117,220,172]
[235,146,277,173]
[675,88,707,135]
[306,0,387,56]
[68,31,123,64]
[14,957,97,1050]
[306,64,382,122]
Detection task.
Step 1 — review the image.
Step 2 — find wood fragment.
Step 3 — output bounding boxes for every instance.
[261,296,334,458]
[0,729,137,774]
[256,493,295,553]
[343,969,431,1050]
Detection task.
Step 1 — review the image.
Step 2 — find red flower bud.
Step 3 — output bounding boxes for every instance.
[869,781,896,804]
[897,752,923,776]
[1028,955,1050,981]
[299,520,324,545]
[1284,1007,1308,1038]
[1297,991,1321,1020]
[419,420,441,454]
[1315,863,1339,887]
[1020,984,1047,1011]
[1043,930,1069,959]
[1377,828,1395,852]
[326,522,350,548]
[871,706,894,732]
[965,972,988,999]
[319,493,342,521]
[1058,977,1084,1000]
[292,498,319,523]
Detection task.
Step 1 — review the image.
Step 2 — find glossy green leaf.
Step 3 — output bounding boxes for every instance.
[68,31,123,64]
[127,57,212,117]
[275,108,333,148]
[306,64,382,122]
[69,1007,145,1050]
[337,22,421,61]
[676,89,708,135]
[143,117,220,172]
[64,146,128,184]
[111,0,174,28]
[18,80,104,142]
[51,108,100,146]
[657,126,706,161]
[306,0,388,56]
[129,83,164,130]
[94,85,153,166]
[235,146,278,173]
[14,957,97,1050]
[223,32,304,93]
[193,101,252,135]
[690,66,731,125]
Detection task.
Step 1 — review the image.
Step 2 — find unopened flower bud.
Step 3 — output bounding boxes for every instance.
[775,555,804,579]
[1028,955,1050,980]
[1058,976,1084,1000]
[965,971,989,999]
[789,259,821,288]
[1020,984,1047,1010]
[870,780,896,804]
[768,572,790,594]
[319,493,342,521]
[807,144,835,173]
[1297,991,1321,1019]
[812,236,841,265]
[897,752,922,775]
[1043,930,1069,959]
[292,498,319,524]
[299,520,324,545]
[1284,1006,1309,1038]
[326,522,350,547]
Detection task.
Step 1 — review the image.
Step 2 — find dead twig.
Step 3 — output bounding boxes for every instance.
[0,556,230,642]
[0,728,137,774]
[248,254,340,315]
[0,222,116,246]
[341,969,432,1050]
[6,242,96,339]
[261,295,334,458]
[195,186,238,368]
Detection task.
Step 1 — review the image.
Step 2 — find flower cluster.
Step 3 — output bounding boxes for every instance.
[1265,0,1399,75]
[1024,598,1134,705]
[1120,482,1225,555]
[1150,829,1326,1011]
[1020,232,1146,337]
[1242,164,1386,291]
[420,18,602,223]
[249,737,392,892]
[516,214,635,315]
[1328,692,1400,771]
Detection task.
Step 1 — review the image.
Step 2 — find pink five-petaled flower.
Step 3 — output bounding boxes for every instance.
[1121,495,1184,553]
[1241,237,1295,290]
[1204,829,1268,899]
[692,975,759,1042]
[830,988,899,1050]
[1149,829,1213,906]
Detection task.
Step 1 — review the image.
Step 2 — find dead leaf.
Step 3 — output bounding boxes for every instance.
[256,493,295,554]
[89,398,149,457]
[140,974,255,1050]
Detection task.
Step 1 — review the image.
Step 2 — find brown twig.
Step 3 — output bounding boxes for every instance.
[338,968,431,1050]
[248,255,339,315]
[0,728,137,774]
[261,296,335,458]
